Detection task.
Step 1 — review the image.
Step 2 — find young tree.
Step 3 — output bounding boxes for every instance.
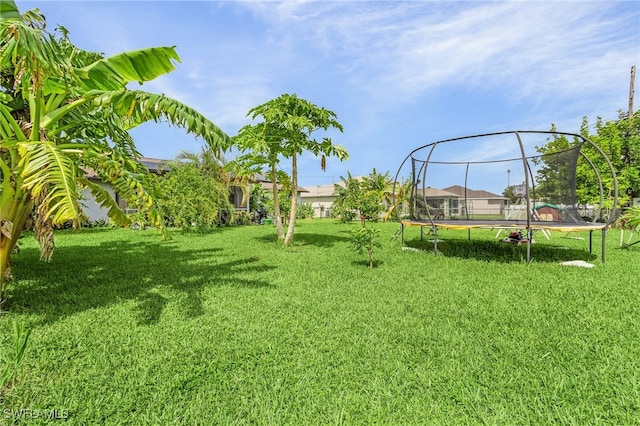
[333,169,394,223]
[351,226,381,268]
[233,94,348,245]
[227,136,288,239]
[332,172,361,222]
[363,168,392,205]
[0,1,231,300]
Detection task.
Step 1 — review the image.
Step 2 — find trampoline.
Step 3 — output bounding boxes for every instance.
[392,130,618,262]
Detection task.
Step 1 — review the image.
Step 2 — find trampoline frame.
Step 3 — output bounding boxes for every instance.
[392,130,619,263]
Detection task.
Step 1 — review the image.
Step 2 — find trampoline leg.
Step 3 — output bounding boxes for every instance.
[589,230,593,254]
[401,223,405,245]
[601,229,606,263]
[433,227,438,255]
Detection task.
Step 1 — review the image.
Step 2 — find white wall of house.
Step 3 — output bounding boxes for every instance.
[81,181,116,222]
[463,198,505,216]
[300,195,336,218]
[300,184,340,218]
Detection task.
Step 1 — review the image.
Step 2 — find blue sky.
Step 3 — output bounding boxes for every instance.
[19,1,640,194]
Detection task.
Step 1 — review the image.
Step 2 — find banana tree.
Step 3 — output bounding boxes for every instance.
[0,1,231,300]
[384,177,412,221]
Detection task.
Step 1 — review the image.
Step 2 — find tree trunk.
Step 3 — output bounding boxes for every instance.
[271,163,285,240]
[0,196,33,301]
[284,152,298,246]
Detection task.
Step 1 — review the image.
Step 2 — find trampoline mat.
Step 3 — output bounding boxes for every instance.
[401,219,607,233]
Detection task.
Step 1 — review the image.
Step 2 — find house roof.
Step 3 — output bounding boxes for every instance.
[301,183,342,198]
[534,203,565,211]
[139,157,170,173]
[415,187,459,198]
[261,182,309,193]
[442,185,505,199]
[301,176,373,199]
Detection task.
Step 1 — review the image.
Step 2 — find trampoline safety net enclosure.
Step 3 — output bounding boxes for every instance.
[392,130,619,262]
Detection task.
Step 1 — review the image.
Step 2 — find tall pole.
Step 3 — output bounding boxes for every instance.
[630,65,636,120]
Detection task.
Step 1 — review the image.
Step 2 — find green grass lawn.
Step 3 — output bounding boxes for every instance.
[1,220,639,424]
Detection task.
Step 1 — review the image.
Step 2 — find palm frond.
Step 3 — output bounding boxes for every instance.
[101,89,232,151]
[45,98,141,160]
[80,146,167,238]
[79,177,131,227]
[17,140,80,224]
[78,47,181,91]
[1,11,71,92]
[620,205,640,228]
[0,102,27,141]
[0,0,21,20]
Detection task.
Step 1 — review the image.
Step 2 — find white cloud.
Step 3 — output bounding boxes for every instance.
[239,1,637,107]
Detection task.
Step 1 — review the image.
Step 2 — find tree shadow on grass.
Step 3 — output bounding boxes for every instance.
[9,239,277,326]
[405,238,598,264]
[254,232,350,248]
[350,259,385,268]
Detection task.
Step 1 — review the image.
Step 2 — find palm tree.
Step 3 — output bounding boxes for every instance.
[619,205,640,248]
[175,147,226,180]
[363,168,395,219]
[0,1,232,300]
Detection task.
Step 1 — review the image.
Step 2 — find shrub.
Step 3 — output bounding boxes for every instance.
[235,211,254,225]
[296,202,315,219]
[157,163,232,230]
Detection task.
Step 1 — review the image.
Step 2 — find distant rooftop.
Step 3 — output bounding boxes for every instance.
[442,185,505,199]
[302,183,342,197]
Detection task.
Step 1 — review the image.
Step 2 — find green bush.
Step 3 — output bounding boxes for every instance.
[157,163,232,230]
[235,211,254,225]
[331,204,356,222]
[296,202,315,219]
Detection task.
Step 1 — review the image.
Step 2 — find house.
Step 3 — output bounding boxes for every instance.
[300,183,342,218]
[81,157,170,222]
[256,176,309,208]
[81,171,118,222]
[414,187,461,217]
[441,185,508,216]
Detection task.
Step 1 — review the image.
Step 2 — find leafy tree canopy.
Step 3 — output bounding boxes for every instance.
[0,0,231,299]
[534,112,638,213]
